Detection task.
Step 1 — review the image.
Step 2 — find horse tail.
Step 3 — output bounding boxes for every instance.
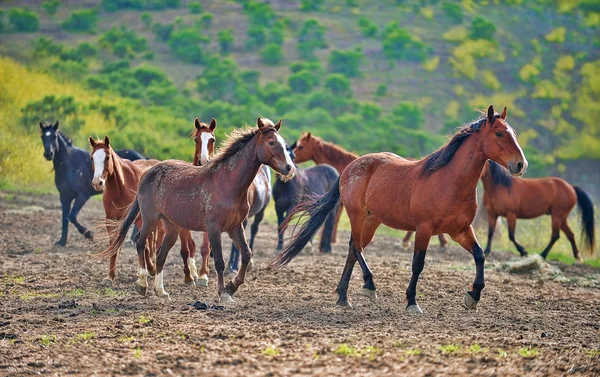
[273,177,341,267]
[95,199,140,260]
[573,186,595,256]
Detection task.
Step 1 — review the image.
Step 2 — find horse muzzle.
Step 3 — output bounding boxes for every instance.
[92,179,106,191]
[43,152,54,161]
[278,165,296,182]
[508,158,528,176]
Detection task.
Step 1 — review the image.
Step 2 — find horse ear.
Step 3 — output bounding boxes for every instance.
[487,105,495,121]
[39,122,45,131]
[104,135,110,147]
[274,119,282,131]
[290,141,297,150]
[89,136,96,147]
[257,117,265,129]
[194,118,201,130]
[306,132,312,140]
[53,120,59,130]
[500,107,507,120]
[209,118,217,131]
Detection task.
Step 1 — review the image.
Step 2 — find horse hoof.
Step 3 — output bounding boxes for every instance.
[336,298,352,307]
[463,293,478,310]
[135,284,147,296]
[184,278,196,287]
[247,258,255,272]
[402,241,411,250]
[405,304,423,314]
[155,288,171,301]
[361,288,377,303]
[196,274,209,287]
[219,292,234,304]
[55,240,66,247]
[100,277,113,287]
[84,231,94,241]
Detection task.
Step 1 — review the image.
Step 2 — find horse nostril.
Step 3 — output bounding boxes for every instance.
[517,161,523,172]
[286,164,292,173]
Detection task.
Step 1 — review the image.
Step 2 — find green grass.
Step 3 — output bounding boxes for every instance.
[133,347,142,358]
[67,288,86,297]
[518,346,539,358]
[404,348,423,356]
[39,334,57,347]
[261,345,281,357]
[137,314,153,325]
[497,348,508,358]
[468,344,489,354]
[118,335,135,343]
[439,344,461,354]
[333,343,359,357]
[75,332,95,342]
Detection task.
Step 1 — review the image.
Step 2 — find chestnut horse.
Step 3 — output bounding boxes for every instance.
[99,118,295,303]
[481,160,595,261]
[292,132,449,248]
[89,136,197,286]
[276,106,527,314]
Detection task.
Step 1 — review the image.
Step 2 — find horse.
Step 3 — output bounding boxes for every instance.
[98,117,295,303]
[275,106,527,314]
[292,132,449,248]
[481,160,595,261]
[274,142,339,253]
[39,121,144,246]
[89,136,197,286]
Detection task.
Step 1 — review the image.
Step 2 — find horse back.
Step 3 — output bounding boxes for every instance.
[512,176,576,218]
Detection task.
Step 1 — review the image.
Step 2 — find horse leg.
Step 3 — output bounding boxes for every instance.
[104,224,119,285]
[56,195,72,246]
[438,234,449,249]
[318,208,336,253]
[405,225,432,314]
[276,205,286,251]
[225,223,253,298]
[507,214,527,256]
[484,214,498,256]
[402,232,413,249]
[560,220,581,262]
[249,209,265,251]
[331,204,343,245]
[540,215,561,260]
[154,221,181,300]
[355,215,381,303]
[144,228,157,277]
[197,232,210,287]
[335,240,357,307]
[227,219,247,275]
[208,227,229,303]
[68,193,93,240]
[451,226,485,311]
[179,230,195,286]
[134,216,160,296]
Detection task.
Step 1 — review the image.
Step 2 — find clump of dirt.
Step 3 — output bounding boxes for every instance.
[497,254,562,276]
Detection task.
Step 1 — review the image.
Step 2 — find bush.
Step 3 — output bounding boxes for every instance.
[308,90,355,116]
[133,66,169,86]
[188,1,203,14]
[442,2,463,24]
[300,0,325,12]
[168,28,209,64]
[196,56,242,102]
[0,10,4,32]
[328,48,362,77]
[545,27,565,43]
[42,0,61,15]
[200,12,213,26]
[288,70,317,93]
[242,0,276,27]
[297,18,327,60]
[358,17,378,38]
[392,102,424,130]
[247,25,267,49]
[102,0,181,12]
[62,9,98,32]
[382,24,428,62]
[259,82,292,106]
[469,16,496,41]
[76,43,98,58]
[375,84,387,97]
[50,60,89,81]
[324,74,352,96]
[32,37,64,58]
[99,26,147,58]
[261,43,284,65]
[141,12,152,29]
[8,8,40,32]
[270,20,285,45]
[360,102,382,120]
[152,22,174,42]
[218,28,235,54]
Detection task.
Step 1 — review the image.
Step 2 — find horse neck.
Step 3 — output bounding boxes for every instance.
[53,134,71,168]
[312,141,357,173]
[105,149,126,196]
[213,136,263,201]
[444,134,487,200]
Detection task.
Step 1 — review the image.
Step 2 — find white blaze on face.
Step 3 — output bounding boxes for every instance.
[200,132,214,165]
[45,131,51,136]
[92,149,106,186]
[276,133,294,171]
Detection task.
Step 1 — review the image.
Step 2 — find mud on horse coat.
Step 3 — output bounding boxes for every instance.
[39,121,144,246]
[276,106,527,313]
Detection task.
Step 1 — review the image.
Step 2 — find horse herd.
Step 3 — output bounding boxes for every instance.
[38,106,595,313]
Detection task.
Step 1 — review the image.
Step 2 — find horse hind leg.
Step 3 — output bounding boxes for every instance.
[154,220,181,300]
[540,215,561,260]
[179,230,196,286]
[560,220,581,263]
[402,232,413,249]
[355,215,381,304]
[451,226,485,311]
[134,216,160,296]
[197,232,211,287]
[507,214,527,256]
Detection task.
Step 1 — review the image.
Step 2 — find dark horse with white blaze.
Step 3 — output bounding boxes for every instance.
[39,121,144,246]
[98,118,295,303]
[274,142,339,253]
[275,106,527,314]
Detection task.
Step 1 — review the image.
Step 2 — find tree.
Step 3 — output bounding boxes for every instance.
[325,74,352,96]
[297,18,327,60]
[392,102,424,130]
[470,16,496,41]
[300,0,326,12]
[188,1,203,14]
[141,12,152,29]
[288,70,317,93]
[8,8,40,32]
[328,48,362,77]
[357,17,378,38]
[61,9,99,32]
[168,28,209,64]
[442,2,463,24]
[247,25,267,49]
[261,43,284,65]
[218,28,235,55]
[42,0,61,15]
[382,24,428,62]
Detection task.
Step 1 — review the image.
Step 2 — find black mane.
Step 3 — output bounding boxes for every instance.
[57,130,73,146]
[488,160,513,187]
[420,116,495,177]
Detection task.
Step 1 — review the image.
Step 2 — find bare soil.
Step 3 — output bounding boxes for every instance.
[1,191,599,376]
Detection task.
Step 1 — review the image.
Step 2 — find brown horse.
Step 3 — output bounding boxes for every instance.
[89,136,197,286]
[292,132,449,248]
[99,117,295,303]
[276,106,527,314]
[481,160,595,261]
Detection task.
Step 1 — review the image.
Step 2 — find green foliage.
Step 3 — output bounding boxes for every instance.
[392,102,424,130]
[357,17,378,38]
[141,12,152,30]
[242,1,276,27]
[328,48,362,78]
[469,16,496,41]
[200,12,213,27]
[300,0,326,12]
[188,1,203,14]
[382,23,428,62]
[152,22,174,42]
[261,43,284,65]
[375,84,387,97]
[8,8,40,32]
[197,56,246,103]
[442,1,463,24]
[168,28,209,64]
[439,344,461,354]
[297,18,327,60]
[360,102,382,120]
[102,0,181,12]
[247,25,267,49]
[77,43,98,58]
[21,95,85,134]
[334,344,359,356]
[62,9,99,32]
[545,27,565,43]
[269,20,285,45]
[259,82,292,106]
[325,74,352,96]
[99,26,147,58]
[0,10,4,32]
[218,28,235,55]
[262,345,281,357]
[42,0,61,15]
[308,90,355,116]
[518,347,539,358]
[289,70,318,93]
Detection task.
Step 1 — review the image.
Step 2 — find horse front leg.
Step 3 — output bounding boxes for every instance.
[405,225,432,314]
[69,193,93,240]
[197,232,210,287]
[225,223,252,298]
[451,226,485,311]
[56,195,72,246]
[179,230,196,286]
[208,227,229,303]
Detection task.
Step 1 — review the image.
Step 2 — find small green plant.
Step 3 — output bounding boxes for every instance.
[133,347,142,358]
[42,0,61,15]
[404,348,422,356]
[333,343,359,357]
[518,347,539,358]
[40,334,57,347]
[375,84,387,97]
[357,17,378,38]
[138,314,153,325]
[218,28,235,55]
[68,288,85,297]
[118,335,135,343]
[442,1,463,24]
[439,344,461,354]
[497,348,508,358]
[261,43,284,65]
[363,345,382,360]
[469,344,489,354]
[188,1,203,14]
[76,332,95,342]
[587,349,600,358]
[300,0,325,12]
[262,345,281,357]
[469,16,496,41]
[103,287,119,297]
[141,12,152,29]
[62,9,99,32]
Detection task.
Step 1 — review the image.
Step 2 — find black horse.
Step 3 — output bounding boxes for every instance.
[39,121,145,246]
[273,142,339,253]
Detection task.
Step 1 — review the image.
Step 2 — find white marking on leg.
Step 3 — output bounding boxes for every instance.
[92,149,106,185]
[187,257,199,279]
[137,268,148,287]
[200,132,214,165]
[155,271,166,296]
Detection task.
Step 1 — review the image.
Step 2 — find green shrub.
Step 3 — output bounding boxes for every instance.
[102,0,180,12]
[288,70,317,93]
[50,60,89,82]
[0,10,4,32]
[325,74,352,96]
[168,28,209,64]
[442,2,463,24]
[358,17,378,38]
[99,26,147,58]
[308,90,355,116]
[247,25,267,49]
[42,0,61,15]
[261,43,284,65]
[76,43,98,58]
[375,84,387,97]
[218,28,235,54]
[141,12,152,29]
[270,20,285,45]
[8,8,40,32]
[360,102,382,120]
[152,22,174,42]
[62,9,98,32]
[32,37,64,58]
[188,1,203,14]
[242,0,276,27]
[196,57,243,103]
[133,66,169,86]
[21,95,84,133]
[392,102,424,129]
[328,48,362,78]
[300,0,325,12]
[382,24,428,62]
[200,12,213,27]
[259,82,292,106]
[240,70,260,87]
[297,18,327,60]
[469,16,496,41]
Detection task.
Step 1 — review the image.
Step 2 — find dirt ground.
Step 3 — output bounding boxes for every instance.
[1,191,599,376]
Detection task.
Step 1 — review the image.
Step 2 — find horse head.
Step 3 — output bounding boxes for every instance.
[192,118,216,166]
[39,121,60,161]
[255,117,295,181]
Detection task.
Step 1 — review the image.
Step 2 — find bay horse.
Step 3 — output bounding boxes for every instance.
[292,132,449,248]
[98,117,295,303]
[274,142,339,253]
[89,136,197,286]
[39,121,144,246]
[276,106,527,314]
[481,160,595,261]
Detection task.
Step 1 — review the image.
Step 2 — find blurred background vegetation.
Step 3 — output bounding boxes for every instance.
[0,0,598,262]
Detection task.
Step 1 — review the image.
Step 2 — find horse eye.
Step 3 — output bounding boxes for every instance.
[298,146,304,150]
[495,132,502,137]
[105,156,110,161]
[268,141,276,146]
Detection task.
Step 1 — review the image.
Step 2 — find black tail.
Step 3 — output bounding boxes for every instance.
[574,186,595,256]
[273,178,341,267]
[95,199,140,259]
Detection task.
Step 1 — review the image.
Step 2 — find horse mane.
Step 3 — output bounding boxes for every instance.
[310,135,358,162]
[487,160,513,188]
[209,126,260,165]
[58,131,73,146]
[109,146,126,188]
[420,115,495,177]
